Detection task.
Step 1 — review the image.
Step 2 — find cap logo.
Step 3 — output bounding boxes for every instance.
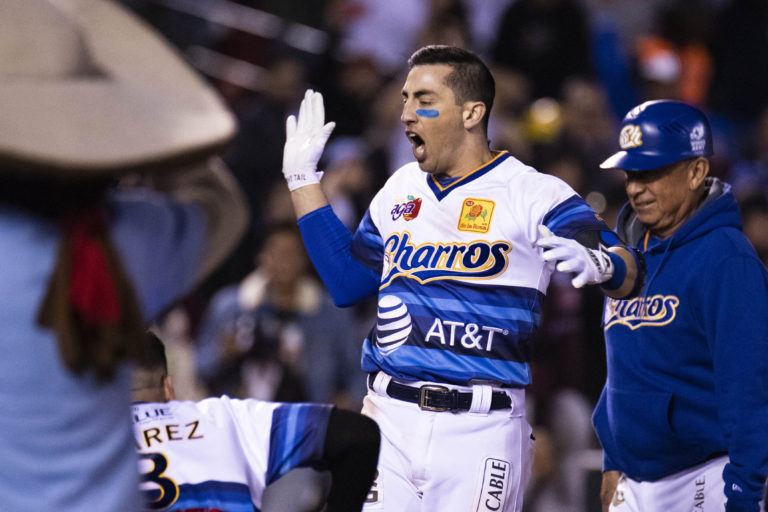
[690,123,706,152]
[619,124,643,149]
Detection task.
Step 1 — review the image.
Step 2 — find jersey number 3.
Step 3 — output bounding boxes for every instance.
[139,452,179,509]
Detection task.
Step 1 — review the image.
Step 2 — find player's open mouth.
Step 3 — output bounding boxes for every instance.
[407,132,426,160]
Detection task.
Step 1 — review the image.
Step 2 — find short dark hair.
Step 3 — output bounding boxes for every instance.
[141,331,168,372]
[408,45,495,132]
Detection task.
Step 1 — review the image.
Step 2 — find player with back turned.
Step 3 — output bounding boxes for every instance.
[279,44,645,511]
[132,332,380,512]
[593,100,768,512]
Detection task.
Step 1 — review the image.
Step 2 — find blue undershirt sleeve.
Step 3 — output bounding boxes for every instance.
[297,205,380,307]
[603,251,627,290]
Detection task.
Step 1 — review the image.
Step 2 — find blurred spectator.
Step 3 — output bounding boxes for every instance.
[335,0,429,76]
[586,0,642,124]
[118,0,219,50]
[631,0,714,107]
[195,223,367,409]
[524,389,596,512]
[225,54,309,220]
[462,0,515,57]
[322,55,387,137]
[333,0,513,69]
[540,150,586,195]
[216,55,309,287]
[319,136,374,228]
[492,0,593,99]
[542,78,625,196]
[488,66,535,163]
[258,0,328,28]
[529,270,608,413]
[415,0,472,51]
[707,0,768,141]
[363,76,416,174]
[559,79,618,175]
[585,0,664,58]
[740,193,768,267]
[728,105,768,201]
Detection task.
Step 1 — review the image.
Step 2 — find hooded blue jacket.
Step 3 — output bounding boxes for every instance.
[592,179,768,511]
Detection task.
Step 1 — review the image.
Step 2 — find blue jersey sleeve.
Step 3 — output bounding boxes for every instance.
[297,206,380,307]
[542,194,618,244]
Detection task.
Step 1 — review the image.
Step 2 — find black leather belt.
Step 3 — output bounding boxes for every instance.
[368,372,512,412]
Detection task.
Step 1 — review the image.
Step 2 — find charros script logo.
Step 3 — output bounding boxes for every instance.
[604,294,680,330]
[619,124,643,149]
[381,231,511,287]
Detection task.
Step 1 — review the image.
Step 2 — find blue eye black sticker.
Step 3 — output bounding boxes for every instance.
[416,109,439,118]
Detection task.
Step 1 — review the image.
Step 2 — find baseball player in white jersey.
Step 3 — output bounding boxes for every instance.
[280,45,644,511]
[132,333,380,511]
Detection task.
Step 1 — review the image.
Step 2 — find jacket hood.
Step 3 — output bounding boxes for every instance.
[615,177,741,252]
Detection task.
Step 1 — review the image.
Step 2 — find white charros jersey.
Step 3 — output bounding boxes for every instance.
[132,397,331,511]
[351,151,607,386]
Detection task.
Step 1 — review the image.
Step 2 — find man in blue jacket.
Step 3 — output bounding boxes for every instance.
[594,100,768,511]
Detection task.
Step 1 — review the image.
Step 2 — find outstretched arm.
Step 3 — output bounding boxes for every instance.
[282,90,380,306]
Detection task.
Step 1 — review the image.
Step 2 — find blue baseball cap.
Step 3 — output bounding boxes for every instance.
[600,99,713,171]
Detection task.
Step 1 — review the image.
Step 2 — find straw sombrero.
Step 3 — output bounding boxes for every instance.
[0,0,235,176]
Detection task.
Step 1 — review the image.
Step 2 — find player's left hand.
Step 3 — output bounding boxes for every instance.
[282,89,336,191]
[536,225,614,288]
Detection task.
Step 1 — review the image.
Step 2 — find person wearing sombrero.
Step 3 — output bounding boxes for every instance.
[0,1,247,510]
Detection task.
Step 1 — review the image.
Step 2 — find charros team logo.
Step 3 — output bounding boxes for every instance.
[375,295,412,355]
[380,231,511,287]
[391,196,422,221]
[619,124,643,149]
[604,294,680,330]
[458,198,494,233]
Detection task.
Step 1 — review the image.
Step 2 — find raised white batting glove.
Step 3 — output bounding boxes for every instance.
[282,89,336,191]
[536,225,614,288]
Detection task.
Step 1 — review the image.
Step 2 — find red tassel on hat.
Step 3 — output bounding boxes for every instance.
[63,210,121,325]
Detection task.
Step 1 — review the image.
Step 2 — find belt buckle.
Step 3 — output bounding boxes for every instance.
[419,385,450,411]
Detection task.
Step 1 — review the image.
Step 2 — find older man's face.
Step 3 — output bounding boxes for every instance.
[624,158,702,239]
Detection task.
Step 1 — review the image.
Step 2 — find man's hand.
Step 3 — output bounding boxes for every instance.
[282,89,336,192]
[601,470,621,512]
[536,225,614,288]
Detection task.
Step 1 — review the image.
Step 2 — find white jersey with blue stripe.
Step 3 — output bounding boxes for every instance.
[132,397,331,511]
[351,151,605,386]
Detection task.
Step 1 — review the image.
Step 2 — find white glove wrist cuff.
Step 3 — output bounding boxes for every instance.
[283,168,321,191]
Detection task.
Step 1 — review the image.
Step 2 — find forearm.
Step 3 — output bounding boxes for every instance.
[601,246,645,299]
[146,157,249,282]
[572,228,645,299]
[289,183,329,219]
[600,470,620,512]
[298,206,380,306]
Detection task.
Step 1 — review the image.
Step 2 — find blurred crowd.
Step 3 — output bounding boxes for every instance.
[117,0,768,509]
